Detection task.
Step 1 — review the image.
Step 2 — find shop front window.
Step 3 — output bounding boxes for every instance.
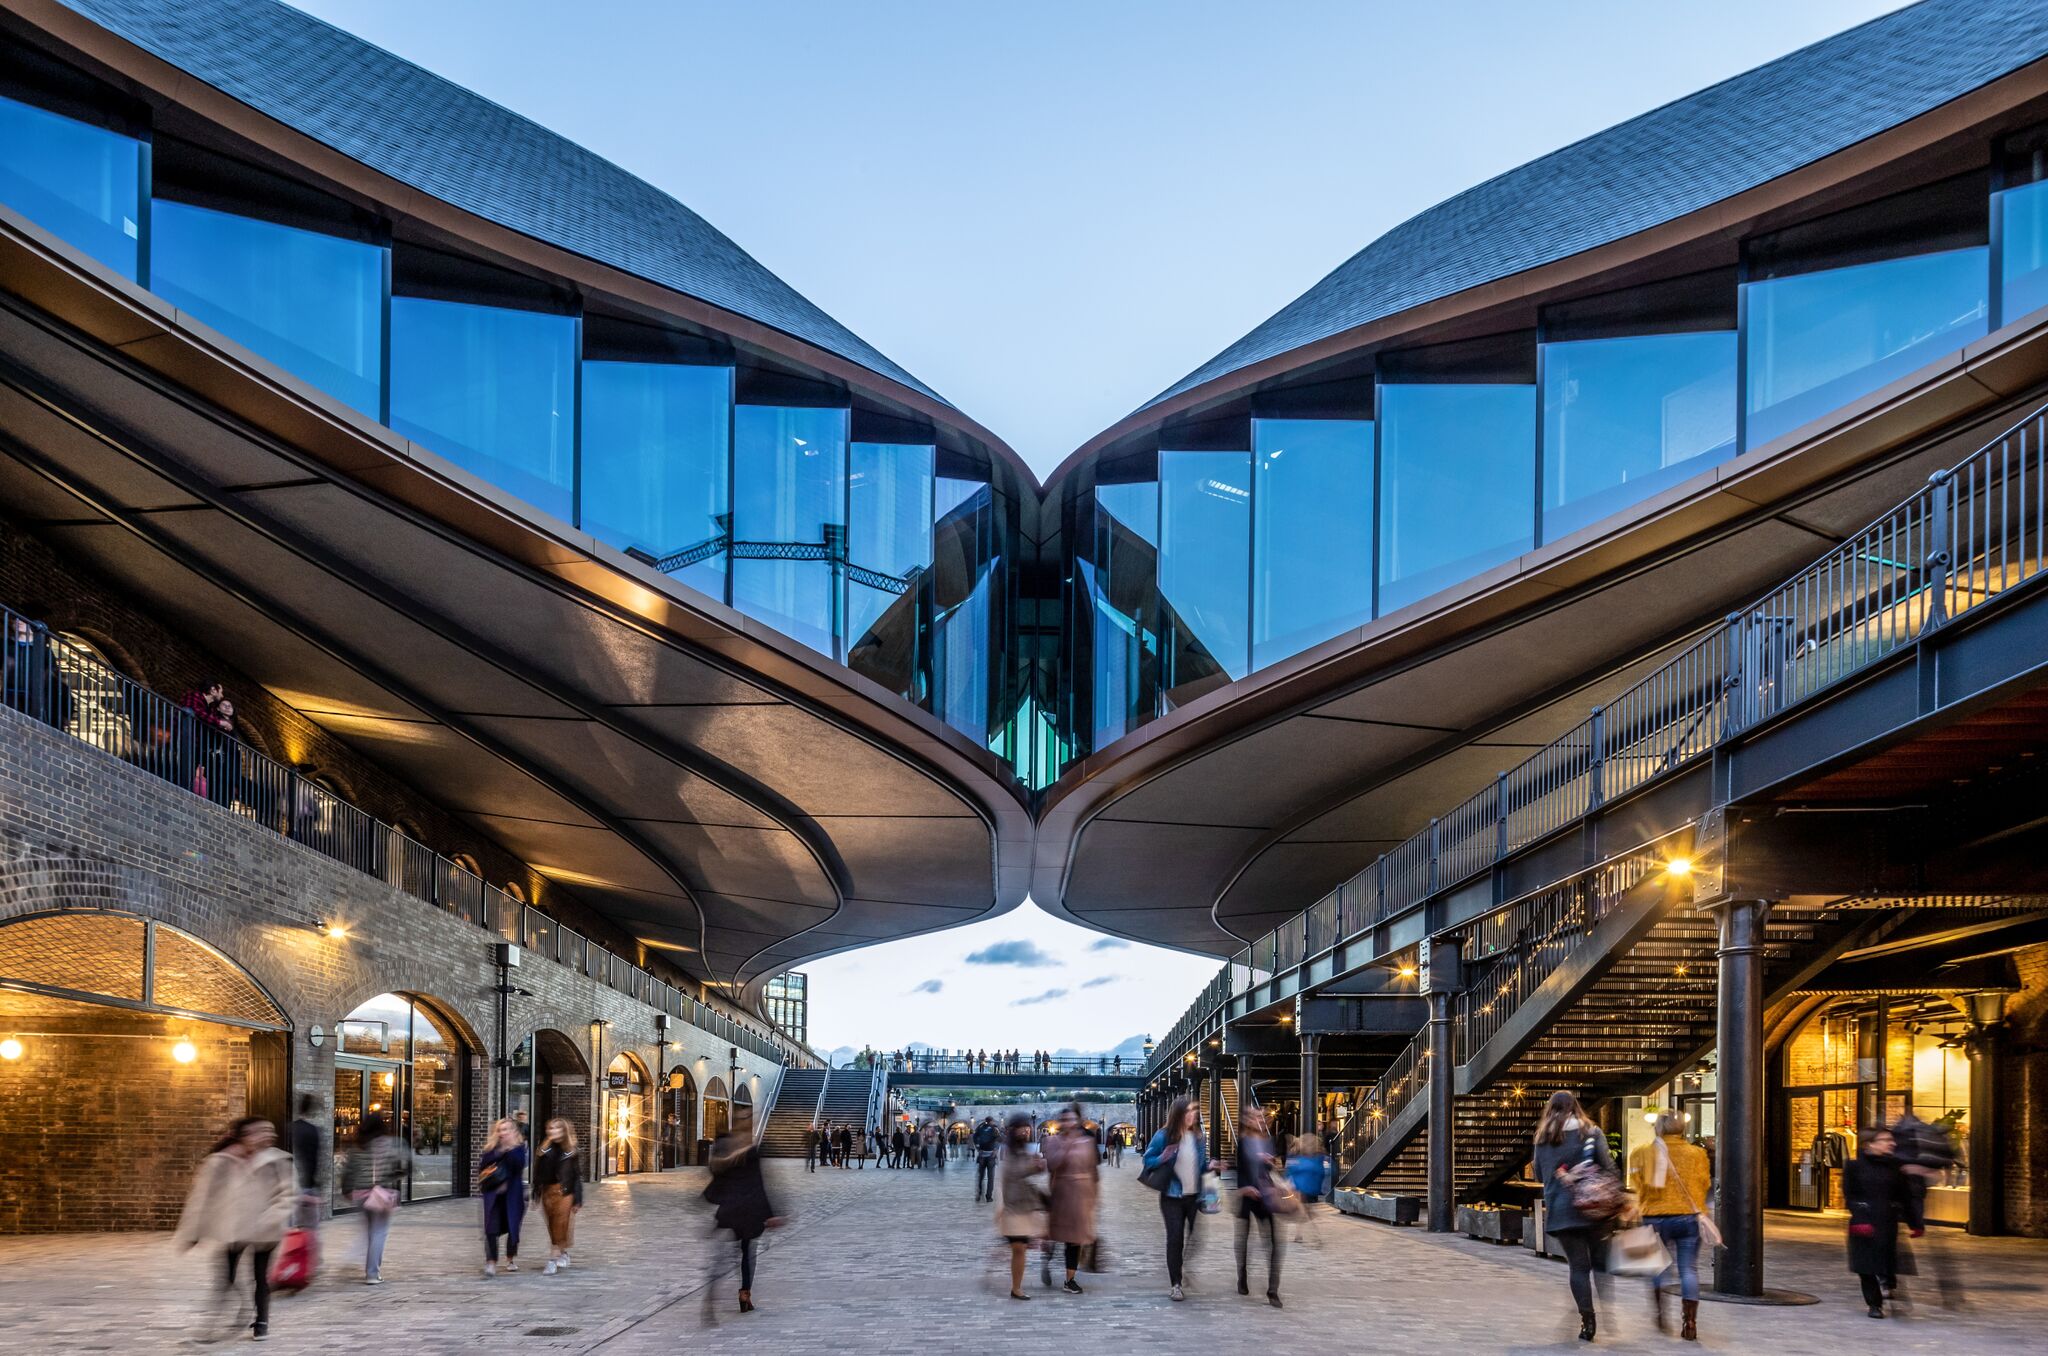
[332,992,466,1207]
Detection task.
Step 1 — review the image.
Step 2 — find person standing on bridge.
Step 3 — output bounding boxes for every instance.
[1142,1097,1215,1302]
[997,1113,1049,1301]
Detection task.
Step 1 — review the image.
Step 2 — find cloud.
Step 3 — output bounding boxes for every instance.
[907,979,943,995]
[1080,975,1120,989]
[965,939,1059,968]
[1088,938,1129,951]
[1011,987,1069,1007]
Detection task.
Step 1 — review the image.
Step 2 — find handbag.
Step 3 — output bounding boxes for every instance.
[1564,1133,1628,1224]
[269,1227,318,1291]
[1659,1137,1724,1250]
[1137,1143,1177,1192]
[362,1184,398,1214]
[1607,1223,1670,1276]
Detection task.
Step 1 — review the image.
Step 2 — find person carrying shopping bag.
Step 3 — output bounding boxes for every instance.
[175,1116,295,1343]
[1627,1113,1715,1340]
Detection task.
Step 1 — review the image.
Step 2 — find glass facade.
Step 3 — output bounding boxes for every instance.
[5,60,2041,792]
[0,92,142,279]
[1378,383,1535,614]
[581,360,733,600]
[150,199,386,417]
[1744,247,1989,448]
[1158,449,1251,705]
[1251,419,1373,668]
[731,405,848,657]
[390,297,578,521]
[1541,331,1736,540]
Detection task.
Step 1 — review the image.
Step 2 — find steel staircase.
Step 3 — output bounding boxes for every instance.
[1337,843,1873,1205]
[756,1067,827,1157]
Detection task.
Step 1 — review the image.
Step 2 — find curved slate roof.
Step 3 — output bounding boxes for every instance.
[56,0,947,406]
[1145,0,2048,414]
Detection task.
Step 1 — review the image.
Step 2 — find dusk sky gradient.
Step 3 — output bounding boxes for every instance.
[289,0,1906,1052]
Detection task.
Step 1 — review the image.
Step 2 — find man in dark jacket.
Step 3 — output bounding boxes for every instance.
[1845,1126,1924,1318]
[288,1093,324,1226]
[803,1123,819,1173]
[973,1117,1000,1202]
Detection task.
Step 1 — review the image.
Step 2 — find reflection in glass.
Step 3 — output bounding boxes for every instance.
[150,200,386,418]
[1378,384,1535,614]
[2000,179,2048,323]
[390,297,578,521]
[1088,480,1157,749]
[581,361,732,599]
[1744,247,1988,448]
[0,94,142,279]
[1159,451,1251,705]
[845,443,934,691]
[1541,332,1735,540]
[1251,419,1372,669]
[409,1003,457,1200]
[931,477,992,740]
[731,405,848,656]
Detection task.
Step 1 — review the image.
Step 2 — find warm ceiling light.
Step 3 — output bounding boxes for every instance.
[0,1037,22,1061]
[1397,964,1417,980]
[171,1038,198,1065]
[1664,857,1693,878]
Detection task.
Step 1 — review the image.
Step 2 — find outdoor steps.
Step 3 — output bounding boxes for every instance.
[816,1066,875,1143]
[758,1067,827,1157]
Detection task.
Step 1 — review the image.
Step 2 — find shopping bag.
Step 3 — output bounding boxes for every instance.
[269,1227,318,1292]
[1606,1224,1669,1277]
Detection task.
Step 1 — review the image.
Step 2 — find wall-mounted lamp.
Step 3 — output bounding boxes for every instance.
[0,1037,22,1061]
[171,1038,198,1065]
[1663,857,1693,879]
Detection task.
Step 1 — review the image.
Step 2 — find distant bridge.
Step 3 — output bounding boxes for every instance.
[872,1055,1144,1092]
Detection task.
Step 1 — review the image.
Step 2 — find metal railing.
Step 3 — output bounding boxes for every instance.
[1148,399,2048,1078]
[0,602,809,1069]
[868,1051,1142,1078]
[1333,1026,1427,1168]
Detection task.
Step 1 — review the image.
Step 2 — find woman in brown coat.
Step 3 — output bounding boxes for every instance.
[1041,1104,1100,1293]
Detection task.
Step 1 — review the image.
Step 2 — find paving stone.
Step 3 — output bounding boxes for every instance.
[2,1158,2043,1353]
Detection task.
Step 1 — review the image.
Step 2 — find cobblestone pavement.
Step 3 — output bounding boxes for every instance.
[3,1157,2043,1353]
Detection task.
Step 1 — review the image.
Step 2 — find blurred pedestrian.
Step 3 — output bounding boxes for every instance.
[706,1107,781,1313]
[1234,1104,1285,1307]
[532,1116,582,1275]
[175,1116,294,1343]
[1285,1130,1330,1242]
[804,1122,820,1173]
[1627,1112,1711,1340]
[1532,1091,1618,1342]
[341,1110,409,1285]
[1845,1125,1923,1319]
[997,1113,1049,1301]
[287,1093,324,1228]
[1043,1105,1100,1292]
[1142,1096,1215,1302]
[479,1118,528,1277]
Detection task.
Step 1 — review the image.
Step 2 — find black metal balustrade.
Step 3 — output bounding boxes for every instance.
[862,1051,1142,1077]
[0,604,812,1069]
[1147,398,2048,1079]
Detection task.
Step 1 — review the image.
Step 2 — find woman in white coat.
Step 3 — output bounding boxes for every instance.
[175,1116,296,1343]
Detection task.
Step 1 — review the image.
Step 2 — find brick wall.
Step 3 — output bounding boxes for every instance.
[2000,944,2048,1236]
[0,698,783,1233]
[0,1013,249,1233]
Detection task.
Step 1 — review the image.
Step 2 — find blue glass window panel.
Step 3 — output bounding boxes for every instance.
[150,200,385,418]
[846,442,933,660]
[1088,480,1157,747]
[1251,419,1373,669]
[1159,450,1251,701]
[580,361,732,600]
[389,297,577,520]
[1093,481,1158,548]
[935,568,991,743]
[1377,384,1535,615]
[2000,180,2048,324]
[0,94,142,279]
[731,405,847,656]
[1541,331,1736,541]
[1744,247,1989,449]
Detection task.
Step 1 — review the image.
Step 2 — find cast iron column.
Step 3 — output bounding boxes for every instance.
[1426,986,1456,1231]
[1236,1051,1253,1121]
[1299,1032,1322,1140]
[1712,898,1770,1296]
[1966,994,2005,1236]
[1208,1061,1225,1144]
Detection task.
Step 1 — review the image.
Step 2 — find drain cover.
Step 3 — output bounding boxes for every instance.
[524,1327,580,1337]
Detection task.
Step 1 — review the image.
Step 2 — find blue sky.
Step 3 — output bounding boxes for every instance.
[290,0,1906,1050]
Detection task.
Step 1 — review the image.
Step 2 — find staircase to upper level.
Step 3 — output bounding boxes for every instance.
[758,1067,827,1157]
[818,1065,876,1141]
